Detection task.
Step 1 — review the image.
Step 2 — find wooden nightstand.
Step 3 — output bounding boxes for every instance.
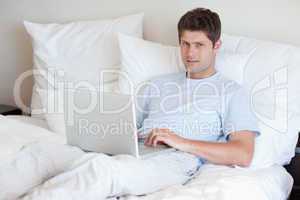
[0,104,22,115]
[285,133,300,200]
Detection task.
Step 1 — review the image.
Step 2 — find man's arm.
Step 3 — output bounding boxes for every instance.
[145,128,255,167]
[178,131,255,167]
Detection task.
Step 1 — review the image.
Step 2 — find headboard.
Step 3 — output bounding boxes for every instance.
[1,0,300,107]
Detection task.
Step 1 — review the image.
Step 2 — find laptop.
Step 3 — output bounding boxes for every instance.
[64,89,175,158]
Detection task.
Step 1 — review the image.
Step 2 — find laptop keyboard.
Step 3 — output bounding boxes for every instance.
[138,141,172,155]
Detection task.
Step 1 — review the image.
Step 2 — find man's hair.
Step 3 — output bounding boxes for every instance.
[177,8,221,46]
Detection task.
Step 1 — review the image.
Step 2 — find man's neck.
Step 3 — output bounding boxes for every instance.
[186,67,216,79]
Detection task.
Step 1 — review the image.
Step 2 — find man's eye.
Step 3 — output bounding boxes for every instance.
[182,42,189,47]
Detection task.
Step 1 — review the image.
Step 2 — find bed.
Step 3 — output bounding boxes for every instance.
[0,115,293,200]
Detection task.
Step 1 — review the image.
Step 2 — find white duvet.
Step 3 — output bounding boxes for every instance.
[0,115,293,200]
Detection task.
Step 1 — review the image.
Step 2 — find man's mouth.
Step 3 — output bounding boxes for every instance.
[187,60,199,63]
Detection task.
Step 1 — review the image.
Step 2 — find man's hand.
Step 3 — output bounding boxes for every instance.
[144,128,186,149]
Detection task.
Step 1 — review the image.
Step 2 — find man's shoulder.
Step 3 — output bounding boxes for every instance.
[205,72,243,96]
[218,75,248,102]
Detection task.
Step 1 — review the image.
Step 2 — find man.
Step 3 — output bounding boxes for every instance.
[137,7,259,167]
[6,8,259,200]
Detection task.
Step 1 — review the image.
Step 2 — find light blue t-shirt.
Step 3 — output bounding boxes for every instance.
[135,72,260,142]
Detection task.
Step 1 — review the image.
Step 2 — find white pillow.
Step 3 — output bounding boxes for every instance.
[215,51,253,85]
[117,33,251,94]
[24,13,144,119]
[220,33,300,166]
[119,34,297,168]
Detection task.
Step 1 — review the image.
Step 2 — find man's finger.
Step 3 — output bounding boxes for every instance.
[159,128,168,131]
[159,128,172,135]
[144,131,153,145]
[145,131,156,146]
[153,135,165,147]
[149,132,159,146]
[144,133,152,146]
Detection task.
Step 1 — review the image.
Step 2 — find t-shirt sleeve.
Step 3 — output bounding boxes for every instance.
[222,87,260,140]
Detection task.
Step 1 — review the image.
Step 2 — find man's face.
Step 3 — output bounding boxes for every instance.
[180,30,219,74]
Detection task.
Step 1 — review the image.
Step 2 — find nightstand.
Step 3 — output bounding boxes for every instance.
[0,104,22,115]
[285,133,300,200]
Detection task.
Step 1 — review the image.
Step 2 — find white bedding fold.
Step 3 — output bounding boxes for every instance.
[0,116,293,200]
[0,142,84,200]
[0,115,65,164]
[120,164,292,200]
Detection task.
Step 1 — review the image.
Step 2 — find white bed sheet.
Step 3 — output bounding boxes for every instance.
[0,115,293,200]
[0,115,64,164]
[6,115,49,129]
[120,164,292,200]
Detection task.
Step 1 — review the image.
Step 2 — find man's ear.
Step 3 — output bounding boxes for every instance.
[214,39,222,50]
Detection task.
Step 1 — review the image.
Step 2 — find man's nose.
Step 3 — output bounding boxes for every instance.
[187,47,196,58]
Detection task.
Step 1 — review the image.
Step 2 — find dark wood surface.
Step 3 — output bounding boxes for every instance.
[285,133,300,200]
[0,104,22,115]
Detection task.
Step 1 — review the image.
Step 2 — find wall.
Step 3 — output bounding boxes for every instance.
[0,0,299,107]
